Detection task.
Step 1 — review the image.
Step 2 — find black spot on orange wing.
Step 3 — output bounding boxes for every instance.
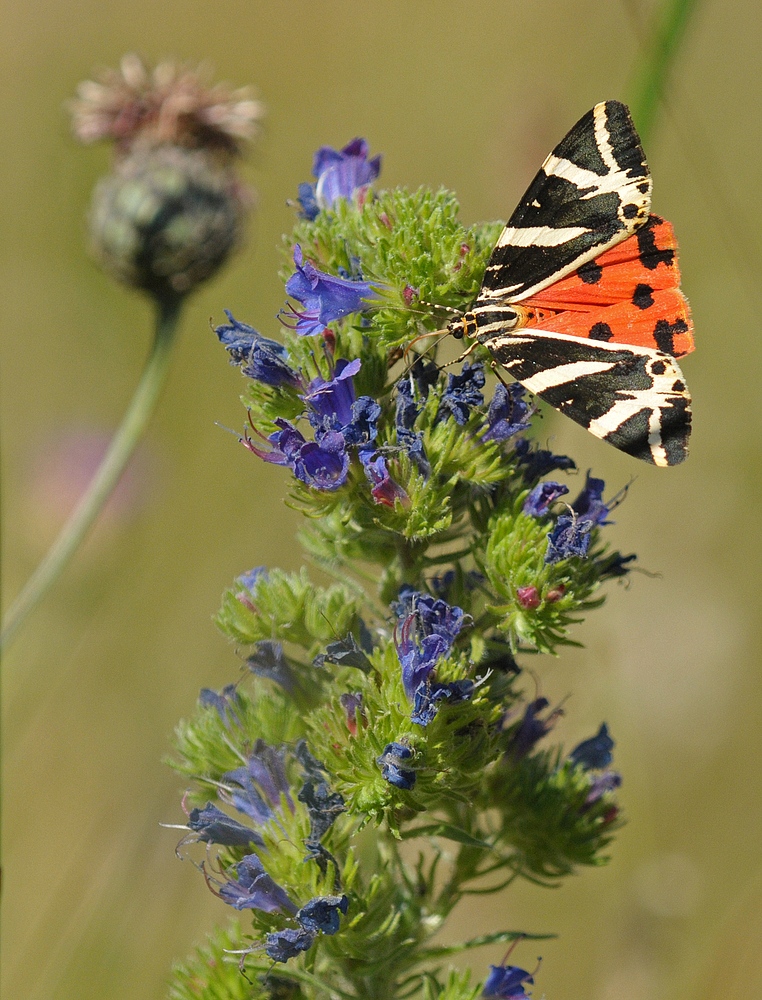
[637,216,675,270]
[632,283,655,309]
[653,317,689,354]
[577,260,603,285]
[589,322,614,341]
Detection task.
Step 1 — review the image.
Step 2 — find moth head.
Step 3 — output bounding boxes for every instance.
[447,312,478,341]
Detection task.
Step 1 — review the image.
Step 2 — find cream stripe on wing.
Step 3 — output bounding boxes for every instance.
[519,359,615,394]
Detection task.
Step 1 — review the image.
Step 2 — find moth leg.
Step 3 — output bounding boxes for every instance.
[489,359,512,390]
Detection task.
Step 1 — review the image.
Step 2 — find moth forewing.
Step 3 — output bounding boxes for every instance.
[479,101,653,304]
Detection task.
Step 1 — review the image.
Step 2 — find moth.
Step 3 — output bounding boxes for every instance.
[449,100,694,466]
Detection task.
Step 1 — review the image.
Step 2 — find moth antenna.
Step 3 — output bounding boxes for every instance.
[402,327,450,368]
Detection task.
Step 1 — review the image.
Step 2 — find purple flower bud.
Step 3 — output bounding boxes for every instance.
[522,481,569,517]
[515,586,541,610]
[411,679,474,727]
[246,640,297,695]
[377,742,416,789]
[339,692,365,735]
[215,311,302,388]
[284,245,378,337]
[360,450,409,508]
[198,683,242,728]
[221,741,293,824]
[506,697,561,760]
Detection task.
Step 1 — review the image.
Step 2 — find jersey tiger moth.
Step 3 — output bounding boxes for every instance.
[448,100,693,466]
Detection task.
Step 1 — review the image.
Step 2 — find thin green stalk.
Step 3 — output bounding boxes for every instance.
[1,296,184,653]
[626,0,703,146]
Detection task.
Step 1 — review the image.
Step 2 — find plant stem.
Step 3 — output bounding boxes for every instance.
[626,0,703,146]
[1,296,184,653]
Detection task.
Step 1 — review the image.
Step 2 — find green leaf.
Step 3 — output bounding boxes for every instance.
[419,928,557,960]
[399,823,492,849]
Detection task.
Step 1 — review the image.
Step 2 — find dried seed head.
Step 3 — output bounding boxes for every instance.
[69,53,263,160]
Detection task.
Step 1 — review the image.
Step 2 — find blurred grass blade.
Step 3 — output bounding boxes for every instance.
[626,0,703,145]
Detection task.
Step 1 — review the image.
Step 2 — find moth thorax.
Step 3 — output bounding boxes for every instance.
[447,313,479,341]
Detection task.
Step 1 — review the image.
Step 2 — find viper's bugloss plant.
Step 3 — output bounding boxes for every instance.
[168,138,637,1000]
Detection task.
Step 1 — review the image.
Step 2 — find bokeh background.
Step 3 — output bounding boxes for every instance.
[3,1,761,997]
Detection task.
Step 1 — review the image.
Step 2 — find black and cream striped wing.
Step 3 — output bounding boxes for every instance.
[480,101,652,304]
[483,329,691,466]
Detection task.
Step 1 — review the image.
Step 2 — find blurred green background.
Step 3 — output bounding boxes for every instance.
[3,1,761,997]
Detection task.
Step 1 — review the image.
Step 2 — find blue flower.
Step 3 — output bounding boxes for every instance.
[186,803,263,848]
[544,513,593,564]
[245,419,350,492]
[394,588,465,700]
[295,741,346,854]
[482,383,532,442]
[284,245,378,336]
[221,741,294,824]
[522,481,569,517]
[237,566,266,591]
[213,854,297,914]
[436,361,485,425]
[569,723,614,770]
[296,894,349,935]
[265,927,315,963]
[506,697,562,760]
[215,311,302,388]
[572,472,612,526]
[246,640,297,695]
[198,683,242,728]
[598,551,637,578]
[297,138,381,220]
[482,963,535,999]
[514,439,576,480]
[377,742,417,789]
[314,633,372,672]
[303,358,380,445]
[411,679,474,727]
[359,450,409,508]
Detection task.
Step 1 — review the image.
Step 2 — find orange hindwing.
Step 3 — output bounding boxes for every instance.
[520,215,695,358]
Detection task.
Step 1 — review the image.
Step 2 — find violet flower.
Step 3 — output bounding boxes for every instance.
[297,138,381,220]
[284,245,378,337]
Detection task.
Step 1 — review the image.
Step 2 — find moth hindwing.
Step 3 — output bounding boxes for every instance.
[455,99,692,466]
[482,328,691,467]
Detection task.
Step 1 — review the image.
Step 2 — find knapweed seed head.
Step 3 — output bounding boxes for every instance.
[70,55,261,303]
